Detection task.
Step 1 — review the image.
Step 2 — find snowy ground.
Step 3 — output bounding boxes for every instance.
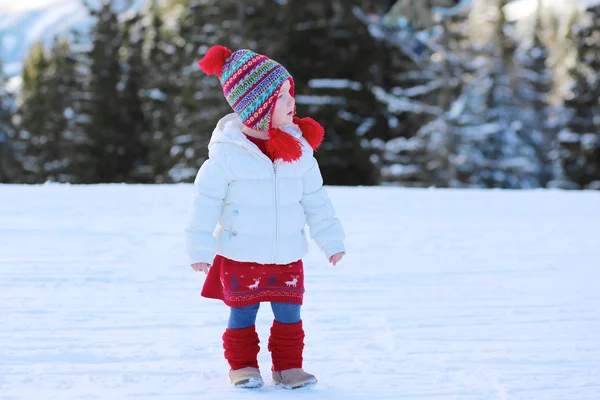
[1,184,599,399]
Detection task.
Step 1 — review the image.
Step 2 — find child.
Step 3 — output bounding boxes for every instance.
[184,45,346,390]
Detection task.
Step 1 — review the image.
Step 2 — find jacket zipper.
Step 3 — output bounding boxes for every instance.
[272,161,279,263]
[238,138,281,263]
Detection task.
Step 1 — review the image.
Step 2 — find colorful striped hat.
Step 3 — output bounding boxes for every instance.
[198,45,294,132]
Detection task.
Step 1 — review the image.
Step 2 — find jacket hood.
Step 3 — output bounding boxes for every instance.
[208,113,304,155]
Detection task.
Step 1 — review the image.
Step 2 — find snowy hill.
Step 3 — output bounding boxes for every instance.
[0,0,89,75]
[1,185,599,399]
[0,0,145,76]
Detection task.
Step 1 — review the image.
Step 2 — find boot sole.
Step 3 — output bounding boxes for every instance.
[275,377,317,390]
[233,378,264,388]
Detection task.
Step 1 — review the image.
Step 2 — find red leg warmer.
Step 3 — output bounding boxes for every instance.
[268,320,305,371]
[222,325,260,370]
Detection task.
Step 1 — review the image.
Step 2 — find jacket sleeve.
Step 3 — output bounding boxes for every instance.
[300,157,346,258]
[184,145,231,265]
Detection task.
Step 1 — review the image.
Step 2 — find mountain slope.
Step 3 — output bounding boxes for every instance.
[0,0,146,76]
[0,0,89,75]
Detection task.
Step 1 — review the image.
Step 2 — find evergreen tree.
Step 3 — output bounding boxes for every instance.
[445,0,543,188]
[271,0,382,185]
[74,1,141,182]
[552,4,600,189]
[0,59,19,183]
[139,0,179,182]
[120,11,152,182]
[44,37,81,182]
[16,38,82,183]
[165,0,236,182]
[365,4,472,187]
[513,0,554,186]
[17,42,52,182]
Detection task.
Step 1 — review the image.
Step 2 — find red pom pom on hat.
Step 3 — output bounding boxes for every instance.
[198,45,232,78]
[293,116,324,150]
[266,128,303,163]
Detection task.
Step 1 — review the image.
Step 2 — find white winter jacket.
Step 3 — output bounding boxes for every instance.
[185,113,346,265]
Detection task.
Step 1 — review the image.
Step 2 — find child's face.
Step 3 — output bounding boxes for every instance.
[271,80,295,128]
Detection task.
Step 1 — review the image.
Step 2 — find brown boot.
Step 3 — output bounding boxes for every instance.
[229,367,264,388]
[268,320,317,389]
[272,368,317,389]
[222,325,261,388]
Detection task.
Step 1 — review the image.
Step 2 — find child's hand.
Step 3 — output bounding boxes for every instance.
[191,262,211,274]
[329,252,345,266]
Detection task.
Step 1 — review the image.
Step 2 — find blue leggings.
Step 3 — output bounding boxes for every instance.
[228,302,301,329]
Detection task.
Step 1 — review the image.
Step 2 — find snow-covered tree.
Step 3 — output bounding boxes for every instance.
[162,0,240,182]
[17,42,52,182]
[274,0,383,185]
[16,37,85,183]
[550,3,600,190]
[363,3,472,187]
[372,0,552,189]
[511,0,555,186]
[119,11,152,182]
[78,1,132,182]
[138,0,180,183]
[0,58,19,183]
[445,0,546,188]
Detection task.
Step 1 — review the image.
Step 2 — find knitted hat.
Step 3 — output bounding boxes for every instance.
[198,45,324,162]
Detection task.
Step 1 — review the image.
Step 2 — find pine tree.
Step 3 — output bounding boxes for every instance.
[17,42,52,182]
[444,0,543,188]
[513,0,554,187]
[120,11,152,182]
[77,1,122,182]
[139,0,179,182]
[365,4,472,187]
[16,38,82,183]
[552,4,600,190]
[78,0,147,183]
[45,37,81,182]
[164,0,237,182]
[0,59,19,183]
[271,0,382,185]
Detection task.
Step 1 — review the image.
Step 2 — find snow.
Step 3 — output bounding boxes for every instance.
[355,118,375,136]
[385,136,423,153]
[384,164,421,178]
[581,133,600,151]
[0,0,145,77]
[0,0,56,11]
[1,185,600,399]
[457,122,503,139]
[558,128,581,144]
[146,89,167,102]
[308,79,362,91]
[391,80,452,98]
[372,87,442,115]
[503,0,588,22]
[295,95,347,106]
[0,0,89,76]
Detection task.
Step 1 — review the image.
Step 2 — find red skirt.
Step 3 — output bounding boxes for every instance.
[201,255,305,308]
